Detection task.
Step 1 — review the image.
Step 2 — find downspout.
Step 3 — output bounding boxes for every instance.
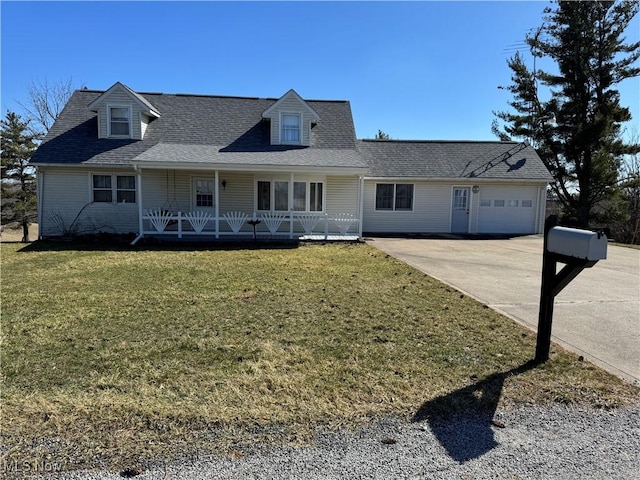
[358,176,364,238]
[131,166,144,245]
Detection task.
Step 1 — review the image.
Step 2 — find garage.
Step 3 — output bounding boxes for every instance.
[358,140,552,236]
[476,185,543,234]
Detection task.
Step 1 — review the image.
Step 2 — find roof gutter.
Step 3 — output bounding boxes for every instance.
[130,161,368,175]
[363,176,552,184]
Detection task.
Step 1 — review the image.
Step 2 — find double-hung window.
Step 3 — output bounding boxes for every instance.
[93,174,136,203]
[93,175,113,203]
[194,179,214,207]
[281,114,300,144]
[375,183,413,211]
[257,179,324,212]
[109,106,131,137]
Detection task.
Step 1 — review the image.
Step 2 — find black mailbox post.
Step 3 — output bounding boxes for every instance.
[535,216,608,362]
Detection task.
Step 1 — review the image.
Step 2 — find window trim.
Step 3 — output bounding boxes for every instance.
[374,183,415,212]
[255,177,325,213]
[191,177,215,209]
[107,104,132,138]
[91,173,136,204]
[280,112,301,145]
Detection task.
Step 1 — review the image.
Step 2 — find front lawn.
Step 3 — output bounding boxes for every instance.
[1,241,637,473]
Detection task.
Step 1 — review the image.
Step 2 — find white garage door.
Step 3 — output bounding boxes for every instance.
[477,186,538,234]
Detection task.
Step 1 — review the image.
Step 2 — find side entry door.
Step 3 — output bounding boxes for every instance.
[451,187,470,233]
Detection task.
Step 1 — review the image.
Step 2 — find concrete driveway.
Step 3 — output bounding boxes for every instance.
[367,236,640,384]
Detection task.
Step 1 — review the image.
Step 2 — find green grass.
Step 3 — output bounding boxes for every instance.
[1,241,637,473]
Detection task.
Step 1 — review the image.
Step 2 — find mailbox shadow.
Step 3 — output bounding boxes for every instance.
[411,360,538,463]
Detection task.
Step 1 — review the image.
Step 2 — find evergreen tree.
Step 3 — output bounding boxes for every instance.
[493,0,640,228]
[1,111,38,242]
[375,129,391,140]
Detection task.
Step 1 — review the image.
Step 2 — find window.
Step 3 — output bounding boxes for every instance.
[117,176,136,203]
[507,199,519,207]
[109,106,131,137]
[480,199,491,207]
[395,184,414,210]
[494,199,505,207]
[256,179,324,212]
[281,114,300,143]
[274,181,289,211]
[93,175,112,203]
[194,179,214,207]
[257,181,271,210]
[522,199,533,208]
[375,183,414,211]
[375,184,394,210]
[309,182,323,211]
[92,174,136,203]
[293,182,306,211]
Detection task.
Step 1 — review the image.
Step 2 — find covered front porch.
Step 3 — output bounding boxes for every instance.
[130,166,365,245]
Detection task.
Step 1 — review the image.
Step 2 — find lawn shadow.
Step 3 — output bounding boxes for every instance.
[17,237,302,253]
[412,360,539,463]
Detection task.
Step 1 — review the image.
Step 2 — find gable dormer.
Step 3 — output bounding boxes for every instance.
[261,89,320,146]
[88,82,160,140]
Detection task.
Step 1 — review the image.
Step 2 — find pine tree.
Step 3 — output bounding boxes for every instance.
[375,129,391,140]
[1,112,38,242]
[493,0,640,228]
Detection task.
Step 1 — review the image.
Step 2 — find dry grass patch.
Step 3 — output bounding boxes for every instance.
[1,241,637,473]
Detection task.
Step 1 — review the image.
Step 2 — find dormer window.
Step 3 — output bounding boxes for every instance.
[281,113,300,144]
[109,106,131,137]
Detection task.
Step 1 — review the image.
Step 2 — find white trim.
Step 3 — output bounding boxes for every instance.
[450,186,472,234]
[88,82,160,117]
[214,170,220,239]
[90,172,137,205]
[373,182,415,212]
[137,170,143,240]
[280,112,302,145]
[129,161,367,175]
[107,104,133,139]
[254,174,326,214]
[191,176,216,210]
[36,169,44,239]
[261,89,320,121]
[358,175,364,238]
[364,176,550,184]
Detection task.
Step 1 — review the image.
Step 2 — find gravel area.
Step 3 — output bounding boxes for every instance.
[22,403,640,480]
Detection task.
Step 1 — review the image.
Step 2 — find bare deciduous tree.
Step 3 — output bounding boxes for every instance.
[18,77,75,136]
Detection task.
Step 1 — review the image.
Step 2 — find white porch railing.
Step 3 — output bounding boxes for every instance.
[134,210,360,244]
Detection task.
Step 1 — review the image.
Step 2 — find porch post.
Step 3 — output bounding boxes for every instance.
[137,169,143,237]
[289,172,294,239]
[214,170,219,239]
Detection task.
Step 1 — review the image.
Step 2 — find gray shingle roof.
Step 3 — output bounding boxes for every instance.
[30,86,551,183]
[357,139,552,181]
[30,89,365,169]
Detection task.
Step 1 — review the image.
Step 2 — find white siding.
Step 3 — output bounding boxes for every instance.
[266,95,315,146]
[325,176,359,216]
[363,180,451,233]
[218,172,254,214]
[363,180,546,235]
[39,167,138,236]
[92,85,144,139]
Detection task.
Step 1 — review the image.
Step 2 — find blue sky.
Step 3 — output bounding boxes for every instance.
[1,1,638,141]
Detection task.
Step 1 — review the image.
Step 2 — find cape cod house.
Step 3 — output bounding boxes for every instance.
[30,82,552,242]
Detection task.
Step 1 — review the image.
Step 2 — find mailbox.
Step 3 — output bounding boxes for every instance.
[547,226,607,261]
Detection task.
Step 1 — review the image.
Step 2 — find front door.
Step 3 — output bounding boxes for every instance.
[451,187,470,233]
